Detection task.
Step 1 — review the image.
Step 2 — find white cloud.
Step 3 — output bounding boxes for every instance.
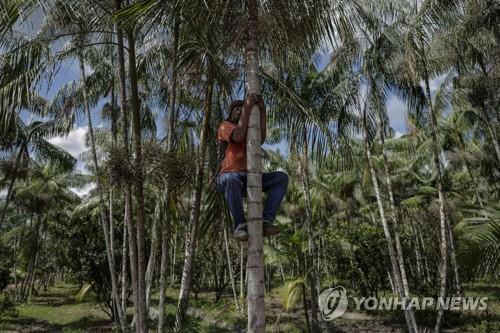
[394,131,404,139]
[70,183,95,198]
[386,96,407,134]
[49,127,88,158]
[420,73,447,97]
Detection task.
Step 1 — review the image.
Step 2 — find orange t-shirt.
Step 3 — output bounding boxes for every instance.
[218,121,247,173]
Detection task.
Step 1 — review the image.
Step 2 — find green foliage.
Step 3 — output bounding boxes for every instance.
[74,284,92,303]
[280,277,305,312]
[0,293,17,317]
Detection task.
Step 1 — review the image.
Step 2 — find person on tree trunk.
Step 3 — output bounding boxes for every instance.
[216,94,289,241]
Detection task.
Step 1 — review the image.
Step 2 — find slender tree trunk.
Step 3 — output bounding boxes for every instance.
[245,2,265,332]
[126,30,148,333]
[378,117,413,303]
[22,215,43,301]
[224,226,240,310]
[421,65,448,333]
[298,129,320,333]
[158,213,169,332]
[171,231,177,287]
[302,283,311,333]
[78,47,126,332]
[240,243,245,312]
[158,17,180,331]
[446,216,461,295]
[409,216,424,282]
[363,115,418,333]
[15,219,26,300]
[121,205,128,318]
[13,233,18,300]
[145,217,159,313]
[116,18,139,333]
[109,83,118,318]
[175,76,214,330]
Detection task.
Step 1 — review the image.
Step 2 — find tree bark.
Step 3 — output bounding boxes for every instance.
[115,8,139,329]
[299,129,320,333]
[126,30,148,333]
[145,216,159,313]
[158,16,180,331]
[446,215,461,295]
[78,47,126,332]
[121,203,128,318]
[245,2,266,332]
[363,113,418,333]
[240,243,245,312]
[158,214,169,332]
[379,120,411,295]
[175,76,214,330]
[421,65,448,333]
[224,226,240,310]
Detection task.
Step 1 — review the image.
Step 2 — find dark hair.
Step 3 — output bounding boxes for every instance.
[226,100,244,121]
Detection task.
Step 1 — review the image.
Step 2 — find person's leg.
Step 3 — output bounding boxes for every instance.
[262,171,289,223]
[216,172,246,230]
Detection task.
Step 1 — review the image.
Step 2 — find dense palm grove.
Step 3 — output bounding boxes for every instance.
[0,0,499,332]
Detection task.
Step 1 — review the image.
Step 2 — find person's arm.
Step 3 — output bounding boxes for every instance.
[231,94,258,142]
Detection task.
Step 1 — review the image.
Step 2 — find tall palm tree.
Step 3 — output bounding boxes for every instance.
[244,2,266,332]
[34,2,128,329]
[0,113,74,226]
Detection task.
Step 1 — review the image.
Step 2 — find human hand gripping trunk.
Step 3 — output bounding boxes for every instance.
[231,94,266,144]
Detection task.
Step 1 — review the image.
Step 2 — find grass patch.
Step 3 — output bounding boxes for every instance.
[0,283,110,333]
[1,281,498,332]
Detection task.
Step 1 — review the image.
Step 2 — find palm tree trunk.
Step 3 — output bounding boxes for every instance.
[224,226,240,310]
[302,283,311,333]
[126,30,148,333]
[245,2,265,332]
[121,205,128,318]
[78,47,126,332]
[378,118,411,298]
[13,233,18,300]
[240,243,245,312]
[175,76,214,330]
[446,216,461,295]
[109,120,117,318]
[171,230,177,287]
[421,68,448,333]
[145,217,159,313]
[158,215,169,332]
[110,84,117,283]
[409,215,424,282]
[158,17,180,331]
[115,7,139,329]
[363,116,418,333]
[298,130,320,333]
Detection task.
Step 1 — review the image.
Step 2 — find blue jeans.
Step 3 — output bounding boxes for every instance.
[216,171,289,230]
